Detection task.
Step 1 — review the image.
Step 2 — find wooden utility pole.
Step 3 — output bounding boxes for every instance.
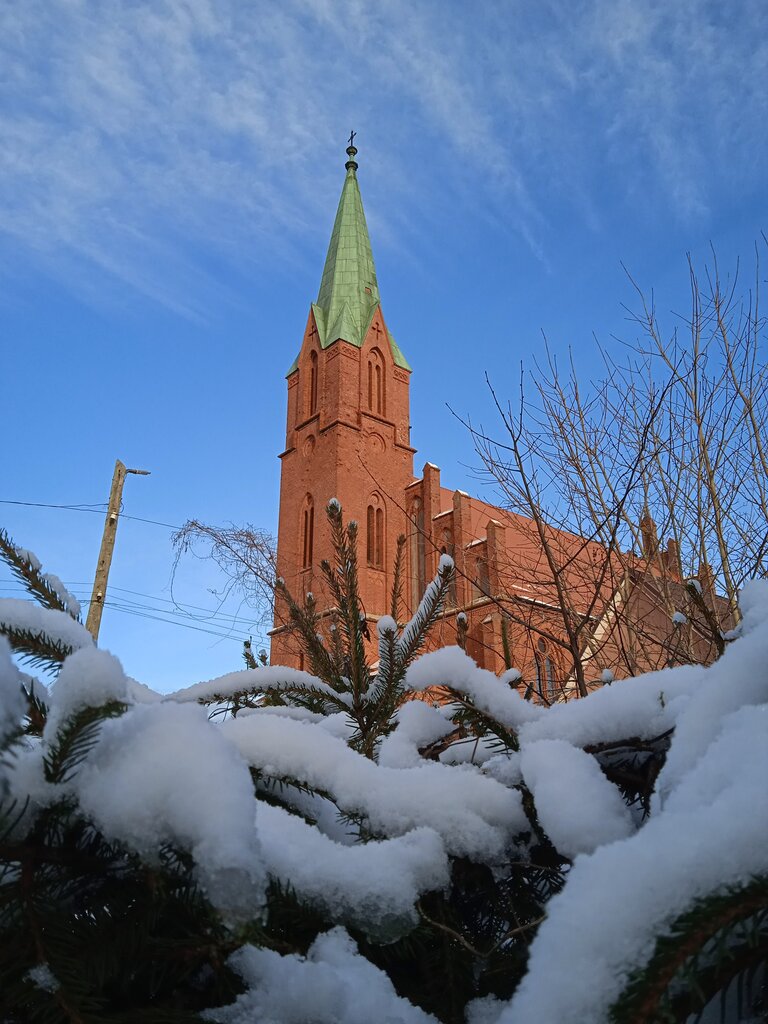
[86,459,150,642]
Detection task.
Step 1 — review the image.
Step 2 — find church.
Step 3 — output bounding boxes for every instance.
[269,142,721,698]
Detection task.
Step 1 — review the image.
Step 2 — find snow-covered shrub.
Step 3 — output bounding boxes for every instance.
[1,512,766,1023]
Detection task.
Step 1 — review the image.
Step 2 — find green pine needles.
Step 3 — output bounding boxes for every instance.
[202,499,455,760]
[0,512,765,1024]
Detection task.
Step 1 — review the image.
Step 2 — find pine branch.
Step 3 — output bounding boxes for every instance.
[0,529,79,619]
[274,581,343,690]
[242,639,259,670]
[445,694,519,753]
[610,875,768,1024]
[43,700,128,784]
[319,502,370,703]
[0,624,74,671]
[390,534,406,623]
[396,558,454,668]
[259,683,351,715]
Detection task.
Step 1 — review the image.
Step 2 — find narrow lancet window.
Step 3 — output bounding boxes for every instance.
[302,499,314,568]
[309,351,318,416]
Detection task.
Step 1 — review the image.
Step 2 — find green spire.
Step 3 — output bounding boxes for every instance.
[288,141,410,374]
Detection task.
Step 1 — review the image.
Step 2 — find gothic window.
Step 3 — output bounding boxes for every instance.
[367,348,385,416]
[302,497,314,569]
[441,528,457,607]
[309,351,318,416]
[366,498,385,568]
[534,637,557,701]
[472,557,489,600]
[409,498,426,608]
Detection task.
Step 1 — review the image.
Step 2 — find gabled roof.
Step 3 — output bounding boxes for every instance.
[288,145,411,375]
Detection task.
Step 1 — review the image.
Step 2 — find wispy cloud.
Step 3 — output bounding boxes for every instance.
[0,0,765,310]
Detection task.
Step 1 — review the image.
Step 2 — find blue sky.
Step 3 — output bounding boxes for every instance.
[2,0,766,691]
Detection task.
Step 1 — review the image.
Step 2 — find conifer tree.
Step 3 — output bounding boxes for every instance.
[0,518,764,1024]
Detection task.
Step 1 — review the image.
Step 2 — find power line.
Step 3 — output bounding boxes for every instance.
[99,585,262,624]
[102,601,254,642]
[0,499,181,531]
[4,580,238,618]
[0,581,263,631]
[104,594,262,630]
[0,499,108,512]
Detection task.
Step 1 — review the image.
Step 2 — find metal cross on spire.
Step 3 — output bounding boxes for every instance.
[345,130,359,172]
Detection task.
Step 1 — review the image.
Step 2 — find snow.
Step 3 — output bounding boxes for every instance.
[517,662,699,749]
[406,646,542,729]
[257,802,449,937]
[671,610,687,625]
[466,995,505,1024]
[221,712,525,861]
[168,665,351,708]
[438,553,454,571]
[45,648,130,738]
[0,599,93,653]
[0,638,26,741]
[502,702,768,1024]
[494,584,768,1023]
[482,752,522,787]
[599,668,614,684]
[7,562,768,1024]
[15,547,41,572]
[206,928,437,1024]
[396,575,450,656]
[656,582,768,799]
[378,700,453,767]
[500,667,522,685]
[76,701,266,920]
[519,740,634,857]
[41,573,81,619]
[376,614,397,636]
[25,963,59,993]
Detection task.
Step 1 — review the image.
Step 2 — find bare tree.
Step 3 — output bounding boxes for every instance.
[171,520,276,647]
[470,243,767,691]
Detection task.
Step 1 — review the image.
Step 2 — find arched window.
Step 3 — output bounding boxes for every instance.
[441,529,457,607]
[473,558,489,600]
[409,498,426,607]
[376,508,384,566]
[302,497,314,569]
[366,348,385,416]
[366,498,385,568]
[309,351,318,417]
[534,637,557,701]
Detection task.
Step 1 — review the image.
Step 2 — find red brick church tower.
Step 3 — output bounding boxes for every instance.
[269,145,720,689]
[270,141,415,666]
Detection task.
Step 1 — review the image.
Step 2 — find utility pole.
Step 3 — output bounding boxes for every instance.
[86,459,150,642]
